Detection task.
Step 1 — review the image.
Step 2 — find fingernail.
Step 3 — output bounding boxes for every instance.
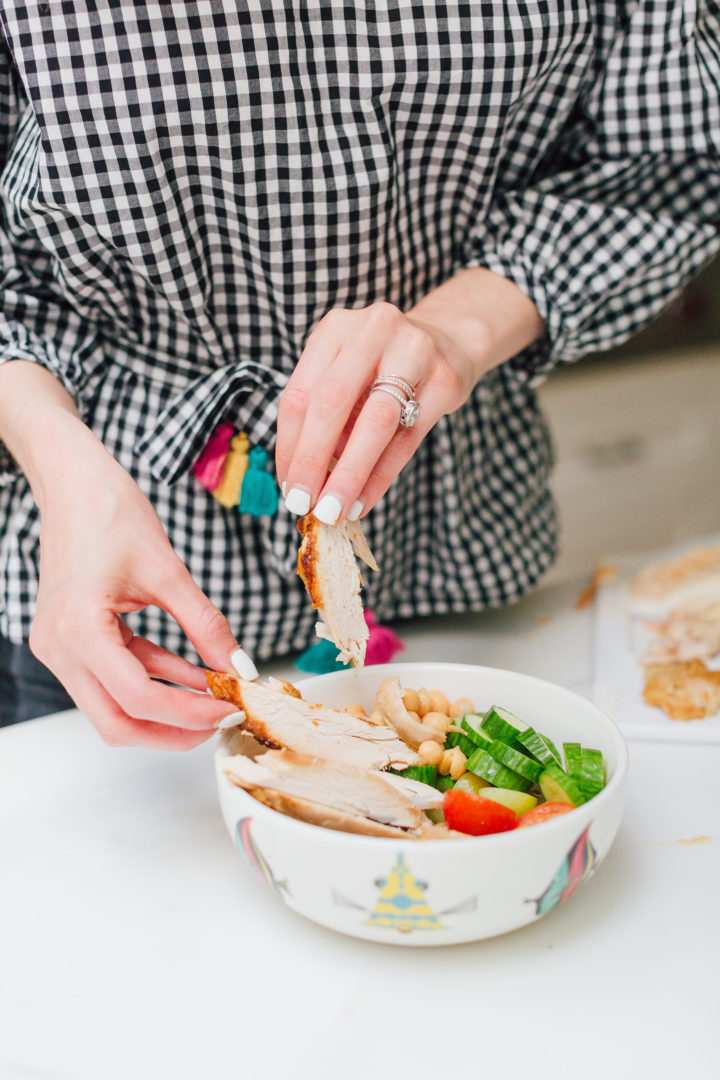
[214,711,246,731]
[229,647,259,681]
[281,480,287,498]
[313,493,343,525]
[347,499,364,521]
[284,485,311,516]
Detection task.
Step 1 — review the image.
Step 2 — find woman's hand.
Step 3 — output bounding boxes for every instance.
[31,465,242,749]
[275,269,544,523]
[0,363,243,749]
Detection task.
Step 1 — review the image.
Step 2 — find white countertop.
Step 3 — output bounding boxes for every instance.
[1,581,718,1080]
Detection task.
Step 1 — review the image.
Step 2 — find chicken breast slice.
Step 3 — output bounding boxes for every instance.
[221,749,423,829]
[249,789,413,838]
[375,675,445,749]
[376,771,444,810]
[296,515,378,667]
[207,671,418,770]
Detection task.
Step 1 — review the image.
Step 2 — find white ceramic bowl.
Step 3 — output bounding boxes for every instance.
[215,663,628,946]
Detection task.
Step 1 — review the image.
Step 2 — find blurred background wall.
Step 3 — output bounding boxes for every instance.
[539,256,720,582]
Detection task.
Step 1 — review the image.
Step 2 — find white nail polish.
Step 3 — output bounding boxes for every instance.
[313,493,343,525]
[215,711,246,731]
[284,486,312,516]
[347,499,364,521]
[229,647,259,681]
[281,480,287,498]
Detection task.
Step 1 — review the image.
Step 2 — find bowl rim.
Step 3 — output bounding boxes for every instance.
[215,662,628,849]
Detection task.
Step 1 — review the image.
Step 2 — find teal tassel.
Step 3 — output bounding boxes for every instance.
[295,637,350,674]
[238,447,279,517]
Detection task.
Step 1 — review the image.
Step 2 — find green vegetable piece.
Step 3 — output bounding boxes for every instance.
[389,764,438,786]
[454,773,492,794]
[516,728,563,768]
[436,775,455,793]
[460,714,494,748]
[538,764,587,806]
[481,705,529,744]
[487,739,545,783]
[424,808,446,825]
[465,748,532,792]
[445,729,478,758]
[579,748,605,799]
[563,742,583,782]
[476,787,539,816]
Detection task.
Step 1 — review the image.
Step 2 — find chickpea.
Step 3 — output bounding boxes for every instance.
[439,747,467,780]
[415,688,432,717]
[406,710,421,723]
[417,740,444,766]
[448,696,475,720]
[422,711,452,736]
[344,703,366,718]
[402,688,420,713]
[369,710,385,726]
[449,748,468,781]
[428,689,450,715]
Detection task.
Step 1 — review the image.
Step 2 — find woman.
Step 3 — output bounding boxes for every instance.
[0,2,718,743]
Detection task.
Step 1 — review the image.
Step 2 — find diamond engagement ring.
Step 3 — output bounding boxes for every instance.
[369,376,422,428]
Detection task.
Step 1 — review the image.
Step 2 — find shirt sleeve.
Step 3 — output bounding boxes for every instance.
[0,41,103,484]
[463,0,720,385]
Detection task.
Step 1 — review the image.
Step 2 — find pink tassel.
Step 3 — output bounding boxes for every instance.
[191,422,234,491]
[364,609,405,666]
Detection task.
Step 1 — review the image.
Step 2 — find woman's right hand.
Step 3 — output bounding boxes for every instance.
[29,443,243,748]
[0,361,242,749]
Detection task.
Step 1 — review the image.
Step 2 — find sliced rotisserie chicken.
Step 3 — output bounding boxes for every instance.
[248,789,412,838]
[220,749,424,830]
[296,514,378,667]
[207,671,418,770]
[374,675,445,748]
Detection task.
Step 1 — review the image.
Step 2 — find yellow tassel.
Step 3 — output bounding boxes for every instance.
[212,432,250,508]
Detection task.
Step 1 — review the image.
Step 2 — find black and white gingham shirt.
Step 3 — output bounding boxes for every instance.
[1,2,719,663]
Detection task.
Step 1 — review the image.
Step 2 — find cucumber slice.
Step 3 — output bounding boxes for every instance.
[487,740,545,783]
[481,706,529,744]
[454,773,492,794]
[465,748,532,792]
[436,775,455,793]
[476,787,539,816]
[445,729,478,758]
[424,808,446,825]
[460,714,494,749]
[579,748,605,799]
[563,742,583,782]
[389,764,438,786]
[516,728,563,768]
[538,764,586,806]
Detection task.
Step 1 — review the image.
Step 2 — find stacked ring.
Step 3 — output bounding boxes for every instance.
[369,375,422,428]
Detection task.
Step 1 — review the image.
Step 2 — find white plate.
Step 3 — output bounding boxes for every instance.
[592,536,720,743]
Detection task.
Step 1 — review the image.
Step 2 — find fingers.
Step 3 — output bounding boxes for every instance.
[32,606,237,746]
[61,667,217,750]
[336,361,462,514]
[276,309,383,511]
[278,303,448,522]
[127,635,212,692]
[154,562,240,673]
[82,632,233,731]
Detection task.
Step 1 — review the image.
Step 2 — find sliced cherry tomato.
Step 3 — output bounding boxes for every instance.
[516,801,575,828]
[443,789,517,836]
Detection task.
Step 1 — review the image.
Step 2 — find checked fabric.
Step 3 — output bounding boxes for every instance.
[0,1,718,663]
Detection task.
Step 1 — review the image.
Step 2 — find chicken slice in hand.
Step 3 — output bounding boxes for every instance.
[296,515,379,668]
[207,671,418,770]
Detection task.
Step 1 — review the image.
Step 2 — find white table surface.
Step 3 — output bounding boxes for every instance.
[1,582,718,1080]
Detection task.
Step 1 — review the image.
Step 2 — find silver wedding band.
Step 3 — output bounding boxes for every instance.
[369,376,422,428]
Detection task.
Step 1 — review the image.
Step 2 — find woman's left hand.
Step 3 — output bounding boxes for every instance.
[275,301,478,524]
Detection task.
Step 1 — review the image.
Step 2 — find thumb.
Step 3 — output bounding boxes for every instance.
[158,566,240,672]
